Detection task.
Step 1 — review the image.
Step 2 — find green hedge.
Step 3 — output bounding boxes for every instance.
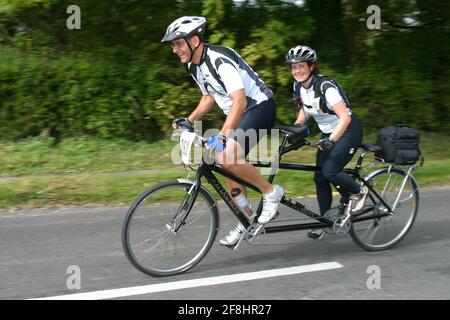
[0,0,448,141]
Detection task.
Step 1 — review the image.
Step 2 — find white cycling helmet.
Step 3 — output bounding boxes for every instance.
[161,16,207,42]
[285,45,317,64]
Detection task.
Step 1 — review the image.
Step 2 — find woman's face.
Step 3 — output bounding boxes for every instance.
[290,62,314,83]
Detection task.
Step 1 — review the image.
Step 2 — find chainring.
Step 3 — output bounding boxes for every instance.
[323,206,344,235]
[333,215,352,235]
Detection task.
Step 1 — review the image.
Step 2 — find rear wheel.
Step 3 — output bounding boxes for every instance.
[350,167,419,251]
[122,180,219,277]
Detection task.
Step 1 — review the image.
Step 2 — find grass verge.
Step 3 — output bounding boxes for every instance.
[0,131,449,208]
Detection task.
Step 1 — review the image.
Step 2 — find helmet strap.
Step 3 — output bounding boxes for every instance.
[185,36,201,63]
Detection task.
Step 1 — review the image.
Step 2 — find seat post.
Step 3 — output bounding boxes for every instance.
[355,148,368,173]
[266,133,288,184]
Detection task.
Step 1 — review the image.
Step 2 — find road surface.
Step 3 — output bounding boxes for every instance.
[0,187,449,300]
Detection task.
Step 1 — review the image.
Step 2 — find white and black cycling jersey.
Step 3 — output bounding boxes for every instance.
[295,74,352,134]
[188,44,273,115]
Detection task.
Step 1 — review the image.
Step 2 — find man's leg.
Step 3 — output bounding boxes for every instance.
[218,138,283,224]
[218,98,280,247]
[218,138,273,194]
[221,98,277,196]
[218,139,275,247]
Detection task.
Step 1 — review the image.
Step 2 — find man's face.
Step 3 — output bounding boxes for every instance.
[171,38,191,63]
[290,62,314,83]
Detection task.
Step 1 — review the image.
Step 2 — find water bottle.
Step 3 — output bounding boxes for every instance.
[231,188,256,223]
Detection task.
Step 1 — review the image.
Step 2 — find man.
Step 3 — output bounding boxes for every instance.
[161,16,283,247]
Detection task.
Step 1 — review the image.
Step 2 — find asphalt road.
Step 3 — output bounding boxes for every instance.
[0,187,449,300]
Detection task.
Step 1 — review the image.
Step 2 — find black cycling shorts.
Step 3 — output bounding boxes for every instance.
[230,98,276,156]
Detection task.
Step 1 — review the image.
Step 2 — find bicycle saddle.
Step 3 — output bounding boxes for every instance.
[274,124,310,145]
[360,143,382,153]
[274,124,309,137]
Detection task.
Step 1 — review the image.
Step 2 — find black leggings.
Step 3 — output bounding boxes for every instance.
[314,114,363,215]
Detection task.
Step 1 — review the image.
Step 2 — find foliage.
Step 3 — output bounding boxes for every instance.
[0,0,449,142]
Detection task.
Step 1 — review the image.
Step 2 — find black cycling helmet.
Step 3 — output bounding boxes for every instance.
[285,45,317,64]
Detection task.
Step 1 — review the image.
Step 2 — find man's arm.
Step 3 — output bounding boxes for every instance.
[187,94,216,123]
[219,89,247,137]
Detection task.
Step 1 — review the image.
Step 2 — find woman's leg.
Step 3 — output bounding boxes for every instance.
[320,113,363,196]
[320,134,362,195]
[314,150,333,215]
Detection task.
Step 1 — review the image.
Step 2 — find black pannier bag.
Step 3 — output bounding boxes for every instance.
[375,125,421,165]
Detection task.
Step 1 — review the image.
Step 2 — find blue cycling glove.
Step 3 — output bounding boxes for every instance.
[206,134,227,153]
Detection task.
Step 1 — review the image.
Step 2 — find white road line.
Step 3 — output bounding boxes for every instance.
[29,262,343,300]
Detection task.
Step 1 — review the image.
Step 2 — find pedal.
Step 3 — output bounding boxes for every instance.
[232,229,248,252]
[246,223,265,244]
[307,230,325,240]
[335,212,352,235]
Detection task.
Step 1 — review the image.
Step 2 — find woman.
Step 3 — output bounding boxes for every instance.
[285,45,368,239]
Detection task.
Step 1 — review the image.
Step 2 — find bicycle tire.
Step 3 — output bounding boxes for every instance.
[122,180,219,277]
[350,167,419,251]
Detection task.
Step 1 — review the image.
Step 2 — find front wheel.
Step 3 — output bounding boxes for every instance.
[350,167,419,251]
[122,180,219,277]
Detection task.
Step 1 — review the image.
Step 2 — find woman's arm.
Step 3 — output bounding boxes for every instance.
[329,101,351,141]
[295,108,308,125]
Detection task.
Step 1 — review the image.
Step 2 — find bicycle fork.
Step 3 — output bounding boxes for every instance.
[167,180,200,233]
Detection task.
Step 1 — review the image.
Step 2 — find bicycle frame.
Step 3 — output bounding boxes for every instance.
[187,134,395,234]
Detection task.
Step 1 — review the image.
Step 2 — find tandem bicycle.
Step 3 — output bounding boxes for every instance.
[122,124,419,277]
